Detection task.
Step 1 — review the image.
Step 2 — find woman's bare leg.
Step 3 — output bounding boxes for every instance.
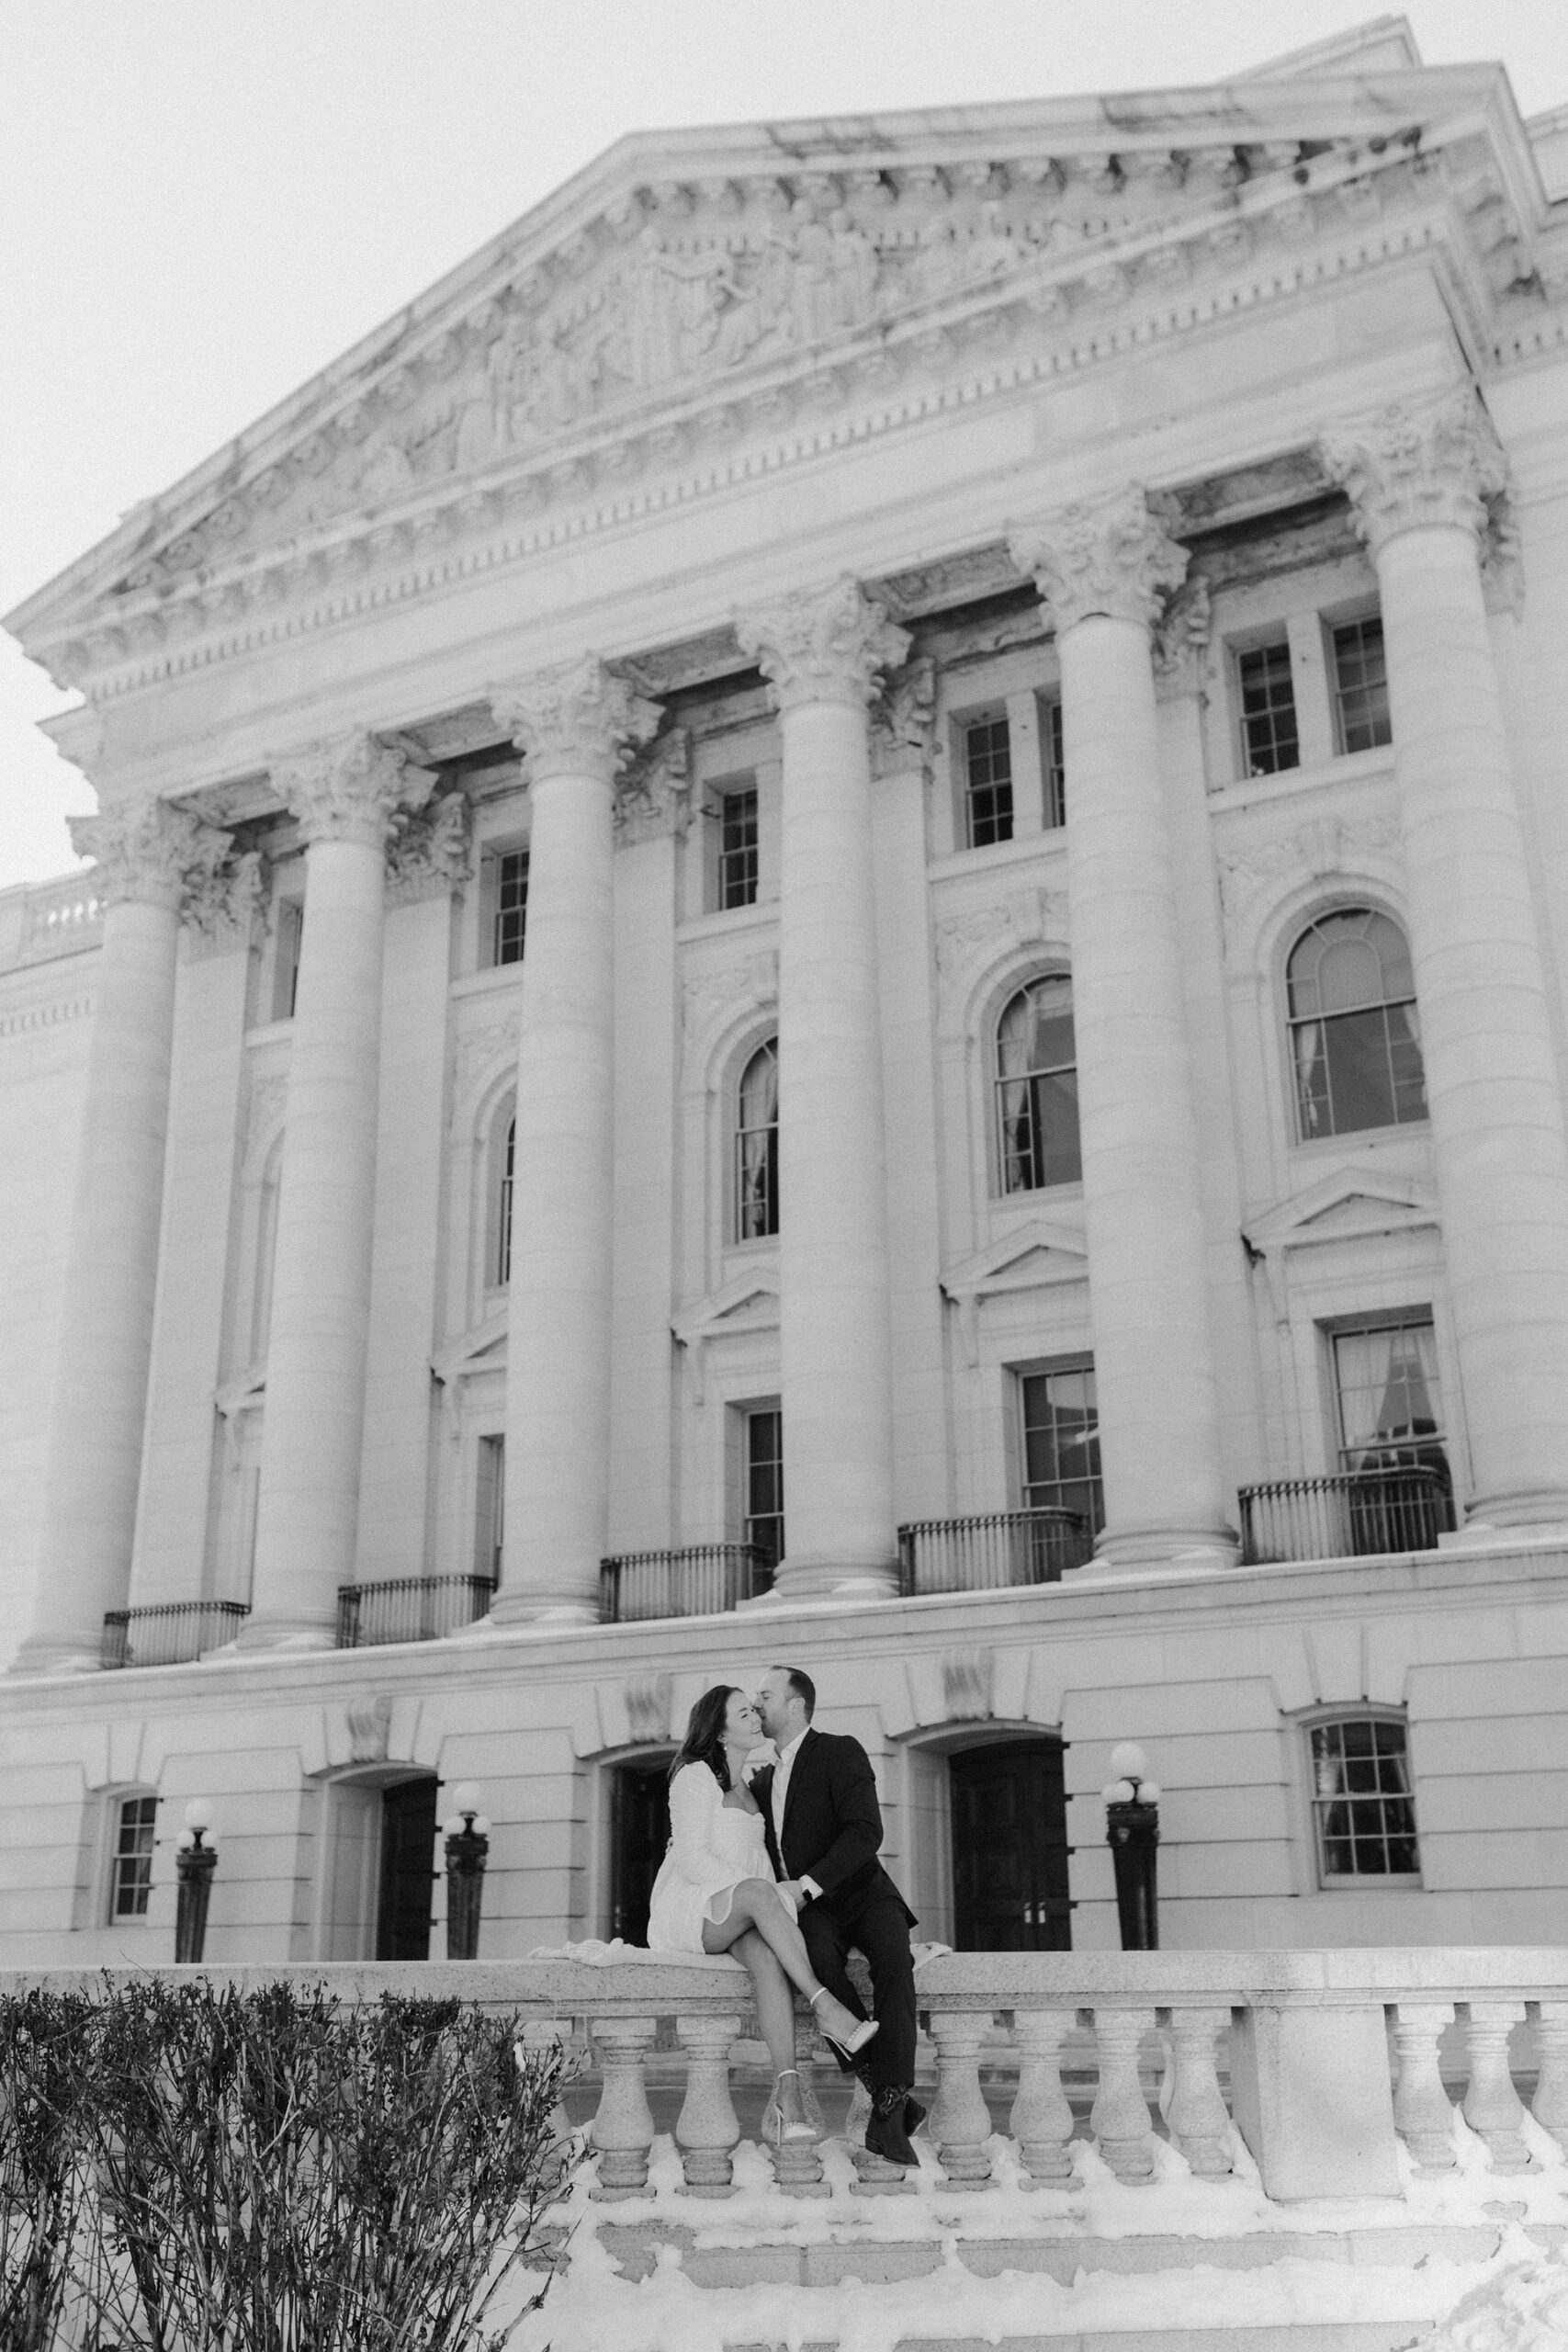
[730,1927,797,2077]
[702,1880,865,2046]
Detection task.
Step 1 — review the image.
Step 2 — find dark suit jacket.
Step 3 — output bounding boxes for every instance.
[751,1726,917,1928]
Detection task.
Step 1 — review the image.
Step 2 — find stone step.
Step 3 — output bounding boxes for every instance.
[722,2333,1434,2351]
[598,2216,1506,2289]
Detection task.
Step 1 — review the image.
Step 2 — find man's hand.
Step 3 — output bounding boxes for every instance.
[775,1880,809,1907]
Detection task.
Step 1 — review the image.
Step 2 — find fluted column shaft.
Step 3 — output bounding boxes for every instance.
[489,662,659,1620]
[1325,390,1568,1527]
[17,801,229,1670]
[739,580,908,1594]
[243,736,429,1646]
[1012,495,1234,1566]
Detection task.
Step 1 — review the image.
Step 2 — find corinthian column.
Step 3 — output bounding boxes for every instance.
[1010,492,1235,1567]
[16,798,230,1671]
[241,734,431,1647]
[736,580,908,1595]
[488,659,660,1621]
[1323,388,1568,1528]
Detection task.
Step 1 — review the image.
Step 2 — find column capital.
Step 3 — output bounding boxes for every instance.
[1009,487,1188,634]
[269,731,433,848]
[69,796,232,913]
[386,790,473,906]
[490,656,661,785]
[869,658,938,776]
[737,576,909,713]
[1319,386,1508,556]
[1152,579,1213,702]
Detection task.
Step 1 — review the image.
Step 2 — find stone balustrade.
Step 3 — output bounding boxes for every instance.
[11,1949,1566,2211]
[0,872,107,970]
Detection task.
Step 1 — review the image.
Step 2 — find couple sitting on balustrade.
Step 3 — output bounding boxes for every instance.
[645,1663,925,2166]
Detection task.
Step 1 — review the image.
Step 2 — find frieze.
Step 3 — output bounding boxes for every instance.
[1216,808,1402,925]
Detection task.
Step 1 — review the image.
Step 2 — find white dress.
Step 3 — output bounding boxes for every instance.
[645,1762,786,1952]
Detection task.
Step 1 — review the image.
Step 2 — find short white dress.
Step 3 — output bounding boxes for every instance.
[646,1761,788,1952]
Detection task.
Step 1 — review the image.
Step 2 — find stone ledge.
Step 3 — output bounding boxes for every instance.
[725,2331,1426,2351]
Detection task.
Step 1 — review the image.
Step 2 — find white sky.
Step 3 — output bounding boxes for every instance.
[4,1,1564,892]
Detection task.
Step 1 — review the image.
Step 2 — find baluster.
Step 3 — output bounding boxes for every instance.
[767,2007,829,2197]
[589,2016,657,2199]
[1461,2002,1535,2173]
[1529,2001,1568,2156]
[1391,2003,1458,2174]
[1165,2007,1233,2178]
[928,2011,994,2188]
[1010,2007,1077,2185]
[1090,2007,1156,2185]
[518,2019,576,2182]
[673,2012,742,2196]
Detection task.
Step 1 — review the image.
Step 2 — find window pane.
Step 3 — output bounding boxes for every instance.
[1021,1367,1102,1532]
[1288,910,1426,1138]
[1238,640,1300,776]
[496,1115,515,1287]
[112,1793,158,1919]
[1333,1320,1446,1471]
[718,787,759,910]
[996,979,1081,1192]
[1333,617,1392,753]
[735,1040,779,1240]
[746,1408,784,1568]
[1311,1717,1419,1880]
[495,851,529,967]
[1043,698,1066,829]
[965,718,1013,847]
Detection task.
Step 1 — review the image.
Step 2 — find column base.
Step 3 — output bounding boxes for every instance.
[8,1638,105,1677]
[1084,1523,1238,1575]
[1442,1504,1568,1548]
[768,1553,900,1603]
[485,1594,600,1630]
[230,1618,339,1655]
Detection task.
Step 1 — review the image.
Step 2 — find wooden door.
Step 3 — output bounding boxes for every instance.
[376,1776,438,1962]
[610,1759,672,1945]
[949,1738,1071,1951]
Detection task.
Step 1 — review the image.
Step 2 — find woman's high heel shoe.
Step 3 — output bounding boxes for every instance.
[809,1985,879,2062]
[766,2066,818,2143]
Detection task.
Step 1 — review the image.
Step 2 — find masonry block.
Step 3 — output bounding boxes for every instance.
[1228,2003,1401,2201]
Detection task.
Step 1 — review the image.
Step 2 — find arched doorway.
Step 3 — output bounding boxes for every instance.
[948,1736,1071,1951]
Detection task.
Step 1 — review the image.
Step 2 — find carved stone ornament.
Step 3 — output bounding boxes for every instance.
[1216,807,1401,924]
[269,732,434,849]
[1318,385,1510,558]
[737,575,910,712]
[616,725,694,844]
[490,656,662,783]
[346,1693,394,1765]
[386,790,473,906]
[870,658,938,775]
[69,797,233,914]
[625,1671,673,1746]
[942,1645,995,1722]
[1010,487,1189,635]
[1152,577,1213,700]
[183,847,268,953]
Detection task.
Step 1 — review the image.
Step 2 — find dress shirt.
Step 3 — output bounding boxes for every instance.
[770,1727,821,1902]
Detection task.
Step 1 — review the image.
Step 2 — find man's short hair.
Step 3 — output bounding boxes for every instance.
[774,1665,816,1720]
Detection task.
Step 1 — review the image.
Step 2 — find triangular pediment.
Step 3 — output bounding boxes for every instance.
[943,1214,1089,1304]
[432,1309,509,1386]
[8,52,1539,685]
[672,1268,781,1348]
[1245,1165,1439,1256]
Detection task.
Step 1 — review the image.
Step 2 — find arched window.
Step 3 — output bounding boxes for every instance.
[1287,910,1426,1140]
[495,1114,515,1287]
[735,1039,779,1241]
[996,977,1081,1193]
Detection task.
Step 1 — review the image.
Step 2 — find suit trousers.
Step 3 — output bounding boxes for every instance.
[799,1889,918,2091]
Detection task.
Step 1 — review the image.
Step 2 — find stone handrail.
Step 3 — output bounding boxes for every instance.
[7,1949,1566,2207]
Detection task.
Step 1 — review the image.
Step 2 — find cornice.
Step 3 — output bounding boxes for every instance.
[13,113,1558,716]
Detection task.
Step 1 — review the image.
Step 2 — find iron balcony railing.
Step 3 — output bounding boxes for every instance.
[1237,1467,1455,1566]
[335,1575,496,1649]
[897,1508,1093,1597]
[100,1601,250,1669]
[600,1544,772,1624]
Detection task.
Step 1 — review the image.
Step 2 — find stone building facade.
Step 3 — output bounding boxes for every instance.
[4,22,1568,1963]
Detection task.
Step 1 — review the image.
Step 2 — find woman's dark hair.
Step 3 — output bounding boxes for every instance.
[670,1684,739,1790]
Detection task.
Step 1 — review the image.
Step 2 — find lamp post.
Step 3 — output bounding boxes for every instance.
[1103,1741,1161,1951]
[443,1781,491,1961]
[175,1799,218,1962]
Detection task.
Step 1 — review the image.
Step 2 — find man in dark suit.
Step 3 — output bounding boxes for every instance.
[751,1663,924,2167]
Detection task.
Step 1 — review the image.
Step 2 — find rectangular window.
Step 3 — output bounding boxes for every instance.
[717,786,759,910]
[964,717,1013,848]
[1310,1716,1420,1883]
[110,1793,157,1919]
[493,850,529,967]
[1331,616,1392,753]
[1043,696,1066,830]
[273,900,304,1023]
[1020,1364,1102,1536]
[745,1408,784,1572]
[1329,1315,1452,1550]
[476,1434,504,1589]
[1237,639,1301,776]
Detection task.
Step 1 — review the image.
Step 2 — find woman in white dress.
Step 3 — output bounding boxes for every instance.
[647,1684,877,2142]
